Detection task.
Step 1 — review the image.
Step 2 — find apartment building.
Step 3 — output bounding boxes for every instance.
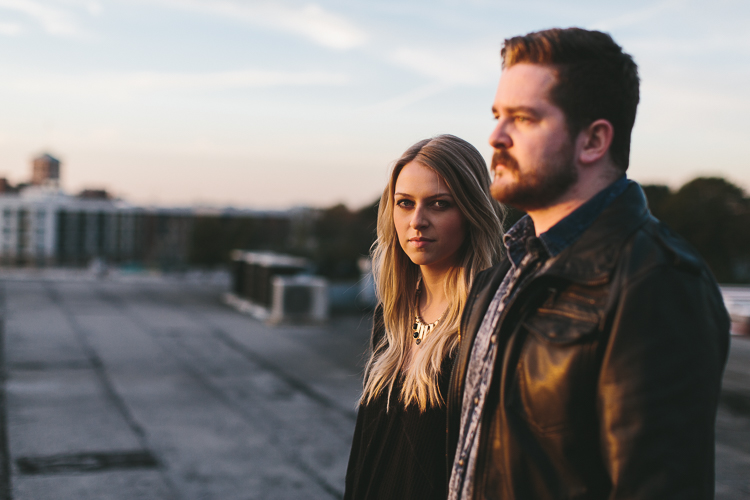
[0,153,306,269]
[0,184,191,268]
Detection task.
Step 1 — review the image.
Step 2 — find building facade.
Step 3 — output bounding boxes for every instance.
[0,152,312,270]
[0,186,192,268]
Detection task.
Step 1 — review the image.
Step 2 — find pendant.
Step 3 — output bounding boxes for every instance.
[413,314,437,345]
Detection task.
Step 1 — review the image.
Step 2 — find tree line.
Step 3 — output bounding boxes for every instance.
[642,177,750,283]
[189,176,750,284]
[308,177,750,284]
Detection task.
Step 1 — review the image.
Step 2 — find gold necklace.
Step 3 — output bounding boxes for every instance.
[412,277,449,345]
[412,313,442,345]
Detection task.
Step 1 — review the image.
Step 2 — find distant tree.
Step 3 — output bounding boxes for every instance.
[641,184,671,220]
[189,177,750,283]
[189,215,291,266]
[313,200,379,279]
[310,177,750,283]
[643,177,750,283]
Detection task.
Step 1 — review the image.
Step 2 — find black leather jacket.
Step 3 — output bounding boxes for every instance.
[447,183,730,499]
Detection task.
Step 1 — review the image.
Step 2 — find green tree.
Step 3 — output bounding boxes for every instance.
[313,200,379,279]
[189,215,291,266]
[643,177,750,283]
[641,184,671,220]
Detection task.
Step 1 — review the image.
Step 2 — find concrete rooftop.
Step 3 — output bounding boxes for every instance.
[0,272,747,499]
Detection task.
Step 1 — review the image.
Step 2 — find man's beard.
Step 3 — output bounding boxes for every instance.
[489,145,578,212]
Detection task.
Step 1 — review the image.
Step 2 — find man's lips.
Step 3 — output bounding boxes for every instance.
[491,149,519,173]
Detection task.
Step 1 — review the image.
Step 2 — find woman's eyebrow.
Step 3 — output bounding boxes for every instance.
[394,192,453,198]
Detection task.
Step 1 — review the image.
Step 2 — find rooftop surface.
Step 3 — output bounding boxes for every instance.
[0,272,748,499]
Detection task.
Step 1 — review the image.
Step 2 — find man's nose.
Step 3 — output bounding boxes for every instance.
[489,119,512,149]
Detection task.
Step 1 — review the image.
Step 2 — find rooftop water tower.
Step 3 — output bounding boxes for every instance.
[31,153,61,187]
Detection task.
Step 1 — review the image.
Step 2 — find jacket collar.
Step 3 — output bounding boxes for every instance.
[537,182,652,285]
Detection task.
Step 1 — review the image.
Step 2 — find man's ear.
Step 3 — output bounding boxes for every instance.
[578,119,614,165]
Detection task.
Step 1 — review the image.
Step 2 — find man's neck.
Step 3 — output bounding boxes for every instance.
[527,169,621,236]
[527,200,583,236]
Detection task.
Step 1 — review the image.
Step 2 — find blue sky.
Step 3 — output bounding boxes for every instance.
[0,0,748,208]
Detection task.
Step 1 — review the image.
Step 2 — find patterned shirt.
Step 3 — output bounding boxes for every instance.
[447,218,546,500]
[447,176,631,500]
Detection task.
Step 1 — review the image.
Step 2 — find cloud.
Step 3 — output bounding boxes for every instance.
[0,0,82,36]
[86,0,101,16]
[5,68,351,97]
[588,0,687,31]
[362,41,499,112]
[116,69,351,90]
[625,33,750,57]
[388,43,499,86]
[0,21,24,35]
[362,81,454,114]
[154,0,367,50]
[642,79,750,113]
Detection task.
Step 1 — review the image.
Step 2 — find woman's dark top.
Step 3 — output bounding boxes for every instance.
[344,308,455,500]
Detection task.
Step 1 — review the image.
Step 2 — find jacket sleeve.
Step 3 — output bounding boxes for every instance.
[598,264,730,499]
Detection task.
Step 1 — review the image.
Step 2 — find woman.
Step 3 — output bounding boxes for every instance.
[344,134,503,500]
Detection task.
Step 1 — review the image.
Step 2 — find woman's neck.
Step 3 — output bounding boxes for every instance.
[418,265,452,323]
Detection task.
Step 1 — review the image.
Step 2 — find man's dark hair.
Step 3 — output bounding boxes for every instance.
[501,28,640,171]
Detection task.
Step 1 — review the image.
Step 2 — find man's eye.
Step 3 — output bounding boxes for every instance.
[515,115,529,123]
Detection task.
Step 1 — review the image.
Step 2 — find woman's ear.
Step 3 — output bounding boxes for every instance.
[578,119,614,165]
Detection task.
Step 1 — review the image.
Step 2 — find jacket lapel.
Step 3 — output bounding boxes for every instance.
[540,182,652,286]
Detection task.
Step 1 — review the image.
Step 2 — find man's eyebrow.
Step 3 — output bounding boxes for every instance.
[492,105,541,117]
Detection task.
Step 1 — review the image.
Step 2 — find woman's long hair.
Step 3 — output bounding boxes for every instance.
[361,134,504,411]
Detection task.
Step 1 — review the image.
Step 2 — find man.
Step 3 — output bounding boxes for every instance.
[447,28,730,500]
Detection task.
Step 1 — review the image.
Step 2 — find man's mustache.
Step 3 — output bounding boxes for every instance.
[491,149,519,173]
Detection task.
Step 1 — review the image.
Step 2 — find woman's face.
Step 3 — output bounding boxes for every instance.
[393,161,467,271]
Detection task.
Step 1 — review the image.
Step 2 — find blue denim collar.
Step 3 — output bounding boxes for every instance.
[503,216,537,268]
[503,176,631,267]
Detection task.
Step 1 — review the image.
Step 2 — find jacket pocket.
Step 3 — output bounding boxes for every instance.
[514,288,604,434]
[524,306,599,343]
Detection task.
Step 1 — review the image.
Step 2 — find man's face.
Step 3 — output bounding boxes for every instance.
[489,63,578,211]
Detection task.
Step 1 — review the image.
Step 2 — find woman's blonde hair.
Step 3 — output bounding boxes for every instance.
[361,134,504,411]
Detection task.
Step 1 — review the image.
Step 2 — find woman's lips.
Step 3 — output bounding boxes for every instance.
[409,237,434,249]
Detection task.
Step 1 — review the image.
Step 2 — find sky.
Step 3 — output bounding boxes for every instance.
[0,0,748,209]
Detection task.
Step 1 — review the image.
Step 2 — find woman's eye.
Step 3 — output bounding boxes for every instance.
[396,199,413,208]
[433,200,451,209]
